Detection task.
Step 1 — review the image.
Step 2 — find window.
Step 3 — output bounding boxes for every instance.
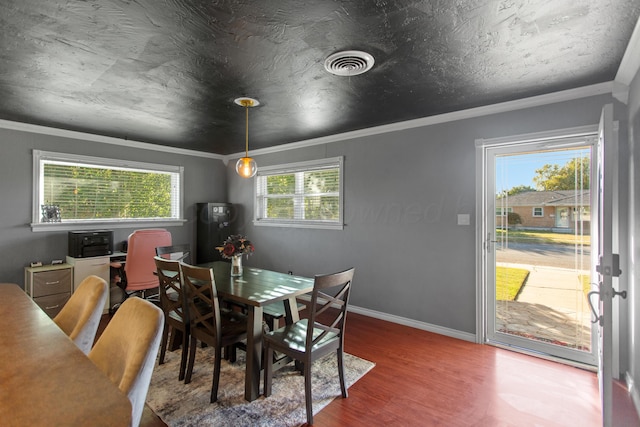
[532,207,544,217]
[32,150,183,230]
[573,206,591,221]
[255,157,343,229]
[495,207,512,216]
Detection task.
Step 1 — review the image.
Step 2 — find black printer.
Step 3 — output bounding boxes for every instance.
[68,230,114,258]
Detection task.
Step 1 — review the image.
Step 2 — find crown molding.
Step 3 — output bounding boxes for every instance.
[0,81,614,161]
[615,16,640,86]
[224,81,613,161]
[0,119,224,160]
[613,81,630,105]
[612,16,640,104]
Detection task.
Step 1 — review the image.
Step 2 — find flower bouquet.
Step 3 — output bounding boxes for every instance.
[216,234,255,259]
[216,235,254,276]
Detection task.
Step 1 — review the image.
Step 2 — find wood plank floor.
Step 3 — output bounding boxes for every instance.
[99,310,639,427]
[316,313,617,427]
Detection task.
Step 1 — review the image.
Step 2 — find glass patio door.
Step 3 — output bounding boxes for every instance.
[480,131,597,366]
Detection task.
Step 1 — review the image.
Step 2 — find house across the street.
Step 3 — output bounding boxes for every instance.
[496,190,591,233]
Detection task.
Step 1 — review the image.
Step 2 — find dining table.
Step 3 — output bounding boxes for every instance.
[0,283,132,426]
[198,261,314,402]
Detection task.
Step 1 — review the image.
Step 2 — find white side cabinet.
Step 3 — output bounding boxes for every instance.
[66,255,111,314]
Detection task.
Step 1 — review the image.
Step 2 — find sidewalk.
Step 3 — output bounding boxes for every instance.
[495,263,592,350]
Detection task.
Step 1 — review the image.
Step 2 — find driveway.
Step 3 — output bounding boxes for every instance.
[496,242,591,269]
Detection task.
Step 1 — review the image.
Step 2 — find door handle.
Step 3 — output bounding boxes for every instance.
[587,284,628,326]
[486,232,498,253]
[587,290,602,325]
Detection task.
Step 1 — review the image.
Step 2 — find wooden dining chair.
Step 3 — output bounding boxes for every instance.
[154,255,190,381]
[263,267,355,426]
[179,263,248,403]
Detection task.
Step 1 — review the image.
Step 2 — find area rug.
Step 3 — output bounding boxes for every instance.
[146,347,375,427]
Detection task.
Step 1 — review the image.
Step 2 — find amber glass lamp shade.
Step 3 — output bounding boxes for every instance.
[236,156,257,178]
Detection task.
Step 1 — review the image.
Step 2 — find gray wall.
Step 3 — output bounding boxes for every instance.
[0,128,228,286]
[0,90,633,354]
[228,93,615,335]
[626,66,640,410]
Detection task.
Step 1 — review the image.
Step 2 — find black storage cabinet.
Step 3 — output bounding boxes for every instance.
[196,202,232,264]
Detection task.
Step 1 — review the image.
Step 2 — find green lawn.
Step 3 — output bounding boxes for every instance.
[495,229,590,246]
[496,266,529,301]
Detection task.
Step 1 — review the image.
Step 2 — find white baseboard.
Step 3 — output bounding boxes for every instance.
[626,371,640,420]
[296,295,476,342]
[347,304,476,343]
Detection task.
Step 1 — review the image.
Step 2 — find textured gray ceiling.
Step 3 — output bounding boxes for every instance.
[0,0,638,154]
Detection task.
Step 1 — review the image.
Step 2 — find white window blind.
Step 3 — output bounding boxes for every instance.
[33,150,183,228]
[255,157,343,229]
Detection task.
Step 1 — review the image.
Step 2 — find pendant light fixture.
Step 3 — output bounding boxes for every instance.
[234,97,259,178]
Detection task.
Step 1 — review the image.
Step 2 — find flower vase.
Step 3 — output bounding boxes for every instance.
[230,255,243,277]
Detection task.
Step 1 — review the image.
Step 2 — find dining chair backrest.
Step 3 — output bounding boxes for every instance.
[306,267,355,350]
[53,275,109,355]
[179,263,222,339]
[88,297,164,427]
[153,255,191,381]
[155,244,191,264]
[154,256,186,324]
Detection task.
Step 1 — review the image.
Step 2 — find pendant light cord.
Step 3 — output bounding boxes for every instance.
[245,105,249,158]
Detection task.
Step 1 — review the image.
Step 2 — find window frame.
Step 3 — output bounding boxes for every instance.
[254,156,344,230]
[495,207,513,216]
[32,150,185,232]
[532,207,544,217]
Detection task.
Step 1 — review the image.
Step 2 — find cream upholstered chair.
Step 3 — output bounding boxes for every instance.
[89,297,164,427]
[53,275,108,355]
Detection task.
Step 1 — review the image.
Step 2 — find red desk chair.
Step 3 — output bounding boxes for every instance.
[110,229,172,312]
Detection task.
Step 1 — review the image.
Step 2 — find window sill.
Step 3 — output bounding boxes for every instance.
[253,220,344,230]
[31,219,186,232]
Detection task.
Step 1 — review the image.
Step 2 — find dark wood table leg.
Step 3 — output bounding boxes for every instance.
[245,305,263,401]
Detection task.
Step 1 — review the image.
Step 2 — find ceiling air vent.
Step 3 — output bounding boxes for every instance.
[324,50,375,76]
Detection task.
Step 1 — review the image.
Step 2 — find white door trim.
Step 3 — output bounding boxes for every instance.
[475,124,598,344]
